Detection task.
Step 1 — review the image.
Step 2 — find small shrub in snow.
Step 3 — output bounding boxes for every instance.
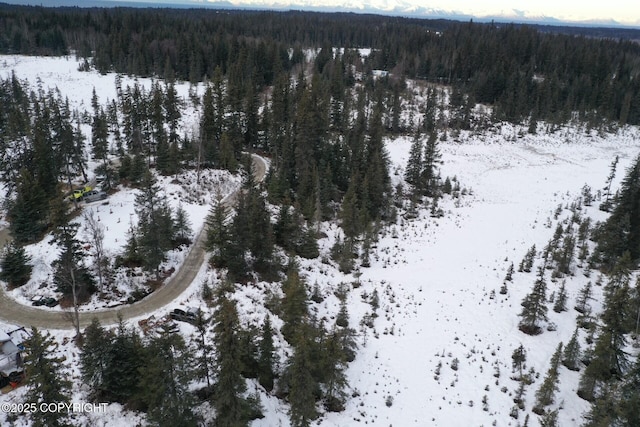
[451,358,459,371]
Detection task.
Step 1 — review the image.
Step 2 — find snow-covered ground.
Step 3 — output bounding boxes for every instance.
[296,127,639,427]
[1,54,639,426]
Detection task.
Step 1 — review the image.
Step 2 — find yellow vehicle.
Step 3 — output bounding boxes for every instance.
[69,185,92,201]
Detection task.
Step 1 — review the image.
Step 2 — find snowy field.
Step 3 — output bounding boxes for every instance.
[1,54,640,426]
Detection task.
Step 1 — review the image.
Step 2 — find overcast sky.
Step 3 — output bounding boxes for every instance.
[151,0,640,26]
[410,0,638,23]
[4,0,640,26]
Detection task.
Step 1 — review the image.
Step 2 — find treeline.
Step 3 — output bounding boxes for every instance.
[2,4,640,126]
[582,156,640,426]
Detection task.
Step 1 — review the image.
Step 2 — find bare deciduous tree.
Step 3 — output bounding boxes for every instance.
[83,209,106,292]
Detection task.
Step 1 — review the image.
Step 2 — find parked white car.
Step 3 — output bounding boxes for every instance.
[83,190,108,203]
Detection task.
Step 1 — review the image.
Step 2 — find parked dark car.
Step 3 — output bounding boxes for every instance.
[169,307,199,324]
[32,297,59,307]
[83,190,108,203]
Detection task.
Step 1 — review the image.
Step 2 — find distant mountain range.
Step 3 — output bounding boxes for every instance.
[2,0,639,29]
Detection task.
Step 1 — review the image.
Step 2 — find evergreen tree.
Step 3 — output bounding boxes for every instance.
[91,106,111,185]
[52,221,96,327]
[575,282,594,314]
[578,276,632,401]
[0,242,32,288]
[335,299,349,328]
[274,204,301,253]
[362,100,391,219]
[245,186,276,277]
[135,170,175,278]
[286,324,320,427]
[173,203,192,246]
[138,328,200,427]
[211,284,256,426]
[519,245,536,273]
[533,342,563,414]
[200,83,220,167]
[518,267,549,335]
[562,328,582,371]
[191,309,213,390]
[299,227,320,261]
[601,155,619,212]
[102,318,145,404]
[8,168,49,243]
[237,325,261,380]
[321,326,350,412]
[511,344,527,379]
[582,384,618,427]
[281,267,310,343]
[504,262,515,282]
[553,281,568,313]
[405,127,423,191]
[205,198,230,266]
[164,81,181,145]
[123,221,143,267]
[156,136,171,175]
[221,190,252,283]
[421,130,441,196]
[24,327,71,427]
[617,352,640,427]
[539,409,559,427]
[80,318,112,400]
[257,316,276,392]
[340,173,363,238]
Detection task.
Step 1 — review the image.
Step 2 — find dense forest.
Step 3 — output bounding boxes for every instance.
[2,3,640,126]
[2,3,640,427]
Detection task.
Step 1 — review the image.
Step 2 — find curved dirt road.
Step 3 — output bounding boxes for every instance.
[0,154,267,330]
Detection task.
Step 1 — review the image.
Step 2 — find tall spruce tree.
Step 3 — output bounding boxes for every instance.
[205,198,230,266]
[582,384,618,427]
[0,242,32,288]
[80,318,112,400]
[562,328,582,371]
[518,267,549,335]
[405,126,423,193]
[601,155,619,212]
[578,270,632,401]
[533,342,563,414]
[286,324,320,427]
[102,318,145,404]
[173,203,192,246]
[257,315,276,392]
[322,326,350,412]
[281,267,310,343]
[421,130,441,196]
[24,327,71,427]
[135,170,175,278]
[616,352,640,427]
[8,168,49,243]
[211,284,256,426]
[191,309,214,390]
[138,327,200,427]
[553,281,568,313]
